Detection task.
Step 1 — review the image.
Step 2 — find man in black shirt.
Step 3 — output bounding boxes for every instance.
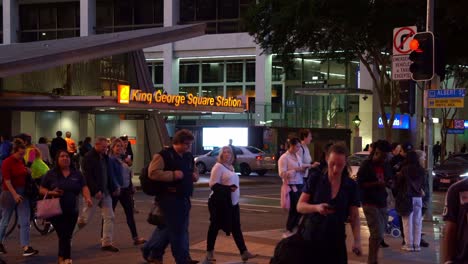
[357,140,393,264]
[442,178,468,263]
[433,141,442,164]
[50,131,67,161]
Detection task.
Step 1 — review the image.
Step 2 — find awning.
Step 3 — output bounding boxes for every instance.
[0,24,205,77]
[295,88,373,96]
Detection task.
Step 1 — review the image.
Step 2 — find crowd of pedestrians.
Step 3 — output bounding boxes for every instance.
[0,128,467,264]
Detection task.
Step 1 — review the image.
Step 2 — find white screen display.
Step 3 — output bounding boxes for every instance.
[202,127,248,149]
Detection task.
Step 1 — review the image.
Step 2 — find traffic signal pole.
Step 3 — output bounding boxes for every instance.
[425,0,436,220]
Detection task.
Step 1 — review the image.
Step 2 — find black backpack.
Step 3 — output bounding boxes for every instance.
[139,164,160,196]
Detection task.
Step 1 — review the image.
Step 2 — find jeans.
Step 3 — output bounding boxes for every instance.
[143,195,191,264]
[207,204,247,254]
[402,197,423,247]
[0,188,31,247]
[286,185,302,232]
[112,187,138,239]
[50,212,78,259]
[78,194,114,246]
[363,206,387,264]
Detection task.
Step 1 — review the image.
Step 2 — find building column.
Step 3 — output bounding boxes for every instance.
[3,0,19,44]
[255,45,272,126]
[162,0,180,94]
[358,62,376,148]
[80,0,96,36]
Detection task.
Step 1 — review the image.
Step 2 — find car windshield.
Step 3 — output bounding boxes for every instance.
[245,146,264,154]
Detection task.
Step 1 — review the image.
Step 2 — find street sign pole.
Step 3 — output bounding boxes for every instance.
[425,0,436,220]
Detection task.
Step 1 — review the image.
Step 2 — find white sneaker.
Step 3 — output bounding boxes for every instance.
[282,231,294,239]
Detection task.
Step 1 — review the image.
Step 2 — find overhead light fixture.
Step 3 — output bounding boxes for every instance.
[46,110,56,113]
[99,109,106,112]
[109,107,116,110]
[148,109,154,112]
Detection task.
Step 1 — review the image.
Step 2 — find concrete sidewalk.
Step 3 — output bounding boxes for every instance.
[181,218,443,264]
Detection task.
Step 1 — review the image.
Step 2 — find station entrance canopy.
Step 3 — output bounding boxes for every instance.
[0,24,243,114]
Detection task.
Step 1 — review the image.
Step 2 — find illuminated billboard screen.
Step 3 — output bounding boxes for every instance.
[202,127,248,150]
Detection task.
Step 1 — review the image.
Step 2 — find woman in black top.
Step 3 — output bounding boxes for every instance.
[40,150,92,264]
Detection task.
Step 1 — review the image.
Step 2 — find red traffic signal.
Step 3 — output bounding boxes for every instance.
[408,32,434,81]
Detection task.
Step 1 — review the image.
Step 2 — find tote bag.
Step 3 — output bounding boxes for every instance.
[36,192,62,219]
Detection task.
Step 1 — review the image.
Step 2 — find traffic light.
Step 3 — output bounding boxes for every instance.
[409,32,434,81]
[399,81,416,115]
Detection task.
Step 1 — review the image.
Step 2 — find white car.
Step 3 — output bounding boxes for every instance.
[194,146,276,176]
[349,151,370,180]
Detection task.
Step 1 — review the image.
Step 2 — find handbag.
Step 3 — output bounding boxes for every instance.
[270,220,309,264]
[36,192,62,219]
[147,200,165,226]
[395,194,413,216]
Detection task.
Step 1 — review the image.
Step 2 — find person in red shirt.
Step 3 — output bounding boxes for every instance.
[0,138,39,257]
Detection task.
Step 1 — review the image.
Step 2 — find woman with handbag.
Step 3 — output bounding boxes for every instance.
[40,149,92,264]
[278,138,307,238]
[396,151,425,252]
[202,146,256,263]
[297,144,362,264]
[108,138,145,245]
[0,138,39,257]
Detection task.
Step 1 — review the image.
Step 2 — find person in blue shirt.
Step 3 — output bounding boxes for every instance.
[297,144,362,264]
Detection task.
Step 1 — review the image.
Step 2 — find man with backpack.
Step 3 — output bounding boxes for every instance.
[142,129,199,264]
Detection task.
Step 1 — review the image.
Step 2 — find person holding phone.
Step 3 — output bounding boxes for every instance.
[297,144,362,264]
[202,146,256,263]
[278,138,306,238]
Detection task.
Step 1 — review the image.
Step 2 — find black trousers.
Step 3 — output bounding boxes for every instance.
[50,212,78,259]
[112,187,138,238]
[207,204,247,254]
[286,185,303,232]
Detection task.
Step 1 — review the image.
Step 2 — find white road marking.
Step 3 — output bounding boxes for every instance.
[243,195,280,200]
[191,202,269,213]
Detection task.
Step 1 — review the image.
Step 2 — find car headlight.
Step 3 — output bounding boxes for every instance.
[460,172,468,177]
[432,171,436,176]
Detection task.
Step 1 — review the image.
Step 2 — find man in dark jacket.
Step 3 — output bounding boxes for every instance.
[78,137,120,252]
[357,140,393,264]
[50,131,68,161]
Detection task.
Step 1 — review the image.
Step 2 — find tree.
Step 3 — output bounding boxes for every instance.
[245,0,427,141]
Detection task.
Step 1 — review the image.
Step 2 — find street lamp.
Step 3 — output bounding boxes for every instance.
[352,115,361,128]
[352,115,362,153]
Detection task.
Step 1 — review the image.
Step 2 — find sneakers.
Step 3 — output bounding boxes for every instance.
[282,230,294,239]
[133,237,146,246]
[101,245,119,252]
[241,250,258,262]
[0,243,6,254]
[414,245,421,252]
[420,238,429,247]
[380,240,389,248]
[401,245,415,252]
[23,247,39,256]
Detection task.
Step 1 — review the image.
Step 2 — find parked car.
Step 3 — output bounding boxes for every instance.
[194,146,276,176]
[349,151,370,180]
[433,153,468,190]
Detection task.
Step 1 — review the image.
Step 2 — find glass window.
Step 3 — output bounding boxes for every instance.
[57,30,77,39]
[328,61,346,88]
[226,62,243,82]
[154,63,163,84]
[180,63,200,83]
[303,58,325,83]
[272,84,282,113]
[202,86,223,97]
[180,0,195,22]
[57,4,76,28]
[39,31,57,41]
[196,0,216,20]
[246,61,255,82]
[218,21,239,33]
[226,86,242,98]
[39,7,57,29]
[202,62,224,83]
[114,0,132,26]
[154,0,164,24]
[180,86,199,96]
[21,32,38,42]
[20,6,39,30]
[218,0,238,19]
[96,0,113,28]
[134,0,154,25]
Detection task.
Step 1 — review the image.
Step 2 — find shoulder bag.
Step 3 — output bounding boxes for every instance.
[36,191,62,219]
